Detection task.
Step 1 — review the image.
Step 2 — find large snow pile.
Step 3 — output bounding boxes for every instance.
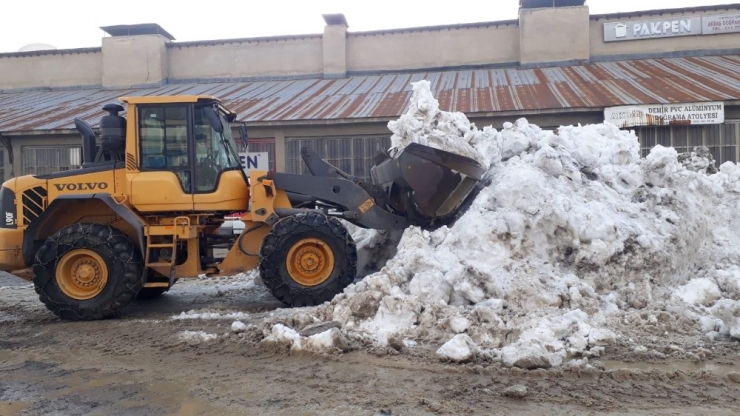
[256,80,740,368]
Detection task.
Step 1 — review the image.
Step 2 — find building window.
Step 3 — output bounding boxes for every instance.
[247,138,276,171]
[635,123,738,165]
[21,147,81,176]
[285,136,391,178]
[723,122,739,164]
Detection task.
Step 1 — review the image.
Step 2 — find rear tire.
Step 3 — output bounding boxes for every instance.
[32,223,144,321]
[259,212,357,307]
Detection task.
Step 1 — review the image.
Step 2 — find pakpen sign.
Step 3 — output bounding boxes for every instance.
[604,12,740,42]
[604,17,701,41]
[604,102,725,128]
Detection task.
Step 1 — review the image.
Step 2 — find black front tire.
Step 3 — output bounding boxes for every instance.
[33,223,144,321]
[259,212,357,307]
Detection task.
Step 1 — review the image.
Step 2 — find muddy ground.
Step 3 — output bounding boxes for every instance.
[1,271,740,416]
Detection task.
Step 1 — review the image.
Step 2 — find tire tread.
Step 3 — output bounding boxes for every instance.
[32,223,144,321]
[259,212,356,307]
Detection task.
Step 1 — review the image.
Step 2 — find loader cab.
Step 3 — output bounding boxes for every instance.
[123,95,251,213]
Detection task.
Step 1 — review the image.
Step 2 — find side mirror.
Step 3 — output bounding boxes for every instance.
[239,124,248,150]
[203,107,224,134]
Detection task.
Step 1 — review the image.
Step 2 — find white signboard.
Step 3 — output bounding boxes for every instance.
[604,16,702,42]
[239,152,269,173]
[604,102,725,128]
[702,13,740,35]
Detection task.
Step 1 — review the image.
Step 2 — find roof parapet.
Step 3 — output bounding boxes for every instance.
[100,23,176,41]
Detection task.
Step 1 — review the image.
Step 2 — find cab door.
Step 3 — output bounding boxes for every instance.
[191,105,249,212]
[131,104,194,212]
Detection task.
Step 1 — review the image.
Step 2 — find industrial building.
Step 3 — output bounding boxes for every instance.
[1,0,739,182]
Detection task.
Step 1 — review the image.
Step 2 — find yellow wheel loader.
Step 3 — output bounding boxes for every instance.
[0,95,485,320]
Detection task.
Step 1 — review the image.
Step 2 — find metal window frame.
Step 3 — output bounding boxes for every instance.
[637,123,739,165]
[285,135,391,177]
[137,104,192,173]
[20,145,82,176]
[246,137,277,171]
[727,120,740,164]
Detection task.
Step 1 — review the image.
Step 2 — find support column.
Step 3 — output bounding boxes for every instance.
[322,14,348,78]
[100,24,175,88]
[519,5,590,65]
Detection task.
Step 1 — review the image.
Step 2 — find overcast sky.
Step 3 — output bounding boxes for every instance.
[0,0,737,52]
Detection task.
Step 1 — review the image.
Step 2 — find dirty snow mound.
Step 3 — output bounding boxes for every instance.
[259,80,740,368]
[260,324,350,353]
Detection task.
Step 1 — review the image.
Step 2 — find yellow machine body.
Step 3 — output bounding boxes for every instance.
[0,95,285,285]
[0,94,484,320]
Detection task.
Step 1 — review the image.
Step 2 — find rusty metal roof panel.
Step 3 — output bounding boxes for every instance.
[2,54,740,133]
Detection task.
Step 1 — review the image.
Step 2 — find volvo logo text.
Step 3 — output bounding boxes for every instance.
[53,182,109,191]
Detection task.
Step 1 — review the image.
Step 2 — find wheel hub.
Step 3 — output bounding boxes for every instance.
[56,249,109,300]
[286,238,335,287]
[297,249,322,273]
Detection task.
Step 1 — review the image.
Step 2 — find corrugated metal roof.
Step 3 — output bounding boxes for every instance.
[2,54,740,133]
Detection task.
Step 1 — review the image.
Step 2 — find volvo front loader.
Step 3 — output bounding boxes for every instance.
[0,95,485,320]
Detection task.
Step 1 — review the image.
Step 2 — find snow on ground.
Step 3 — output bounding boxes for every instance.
[188,80,740,368]
[172,310,251,320]
[177,330,219,344]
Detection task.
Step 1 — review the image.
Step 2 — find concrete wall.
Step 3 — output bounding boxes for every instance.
[102,35,169,88]
[0,50,102,91]
[520,6,590,65]
[3,5,740,91]
[347,23,519,73]
[168,36,324,81]
[324,25,347,77]
[590,9,740,59]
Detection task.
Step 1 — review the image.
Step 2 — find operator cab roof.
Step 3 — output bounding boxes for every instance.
[118,95,221,105]
[118,95,237,120]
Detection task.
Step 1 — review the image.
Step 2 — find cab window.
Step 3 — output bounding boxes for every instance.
[139,105,191,192]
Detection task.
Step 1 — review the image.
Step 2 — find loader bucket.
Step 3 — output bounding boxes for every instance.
[370,143,487,228]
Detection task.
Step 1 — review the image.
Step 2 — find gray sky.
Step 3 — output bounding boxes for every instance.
[0,0,737,53]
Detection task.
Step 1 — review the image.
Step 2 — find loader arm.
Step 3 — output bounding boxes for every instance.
[268,172,409,230]
[285,144,486,231]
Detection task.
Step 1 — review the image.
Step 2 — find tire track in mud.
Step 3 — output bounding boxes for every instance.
[2,274,740,415]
